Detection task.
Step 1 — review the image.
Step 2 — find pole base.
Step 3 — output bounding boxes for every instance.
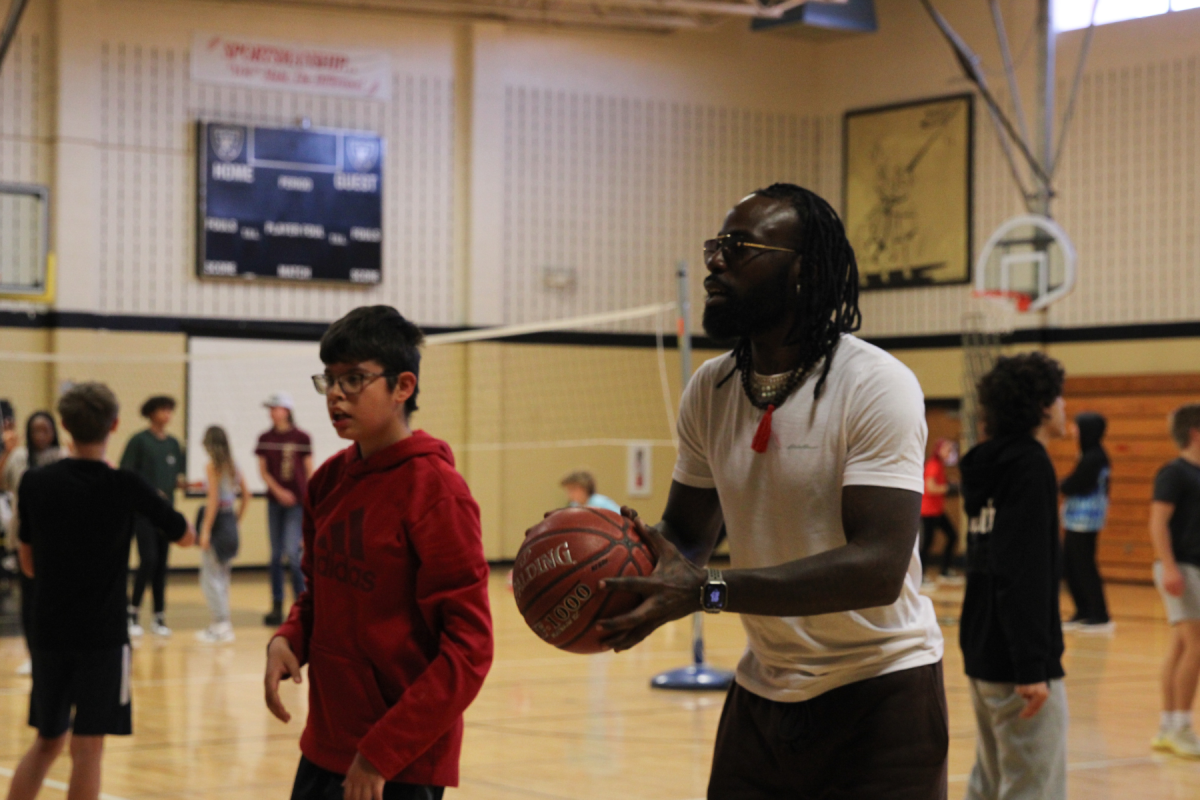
[650,664,735,691]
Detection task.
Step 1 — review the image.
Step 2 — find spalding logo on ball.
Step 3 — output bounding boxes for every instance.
[513,508,656,654]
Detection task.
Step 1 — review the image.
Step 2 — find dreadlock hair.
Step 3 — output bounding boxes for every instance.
[720,183,862,404]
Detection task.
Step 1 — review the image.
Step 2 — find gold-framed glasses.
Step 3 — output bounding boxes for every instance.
[311,371,393,396]
[703,234,799,265]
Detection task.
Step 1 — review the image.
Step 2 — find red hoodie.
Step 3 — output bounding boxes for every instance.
[276,431,493,787]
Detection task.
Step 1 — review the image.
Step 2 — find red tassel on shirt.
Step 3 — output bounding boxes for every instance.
[751,404,775,453]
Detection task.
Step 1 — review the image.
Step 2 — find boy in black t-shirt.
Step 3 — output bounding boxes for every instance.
[1150,403,1200,758]
[9,383,194,800]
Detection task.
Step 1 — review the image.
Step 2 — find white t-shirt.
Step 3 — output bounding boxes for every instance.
[673,334,943,702]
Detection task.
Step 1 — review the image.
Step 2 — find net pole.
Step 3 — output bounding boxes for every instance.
[650,261,734,691]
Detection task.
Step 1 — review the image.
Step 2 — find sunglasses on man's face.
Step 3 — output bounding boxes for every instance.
[703,234,799,265]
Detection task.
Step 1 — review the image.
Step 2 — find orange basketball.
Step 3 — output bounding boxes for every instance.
[513,507,657,654]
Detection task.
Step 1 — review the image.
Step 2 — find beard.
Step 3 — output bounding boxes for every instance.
[702,265,794,342]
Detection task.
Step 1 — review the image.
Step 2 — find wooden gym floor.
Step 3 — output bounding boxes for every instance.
[0,571,1197,799]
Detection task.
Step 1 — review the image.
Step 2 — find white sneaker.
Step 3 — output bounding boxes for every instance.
[1076,621,1116,635]
[1165,726,1200,759]
[194,623,235,644]
[151,621,172,638]
[128,621,145,638]
[16,659,32,676]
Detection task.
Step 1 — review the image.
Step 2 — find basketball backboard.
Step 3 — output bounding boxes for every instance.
[974,214,1076,312]
[0,182,52,302]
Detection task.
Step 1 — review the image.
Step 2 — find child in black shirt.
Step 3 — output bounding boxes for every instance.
[10,383,194,800]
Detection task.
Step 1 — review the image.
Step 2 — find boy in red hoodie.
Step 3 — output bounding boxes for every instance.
[264,306,493,800]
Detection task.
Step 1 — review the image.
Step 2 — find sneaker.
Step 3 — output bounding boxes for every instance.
[16,659,32,676]
[151,621,172,638]
[128,620,145,638]
[1152,730,1174,751]
[1165,726,1200,758]
[263,609,283,627]
[194,623,235,644]
[1075,620,1116,635]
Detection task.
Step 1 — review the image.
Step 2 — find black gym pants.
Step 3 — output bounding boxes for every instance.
[290,756,443,800]
[1063,529,1110,623]
[129,515,169,614]
[708,661,949,800]
[920,514,958,576]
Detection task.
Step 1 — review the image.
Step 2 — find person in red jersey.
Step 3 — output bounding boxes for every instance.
[263,306,493,800]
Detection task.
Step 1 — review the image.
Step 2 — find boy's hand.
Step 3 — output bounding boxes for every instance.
[1015,682,1050,719]
[1162,562,1186,597]
[264,636,302,723]
[177,523,197,548]
[2,426,18,452]
[343,753,386,800]
[274,488,298,507]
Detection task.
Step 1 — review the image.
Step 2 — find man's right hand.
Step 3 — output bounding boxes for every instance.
[2,426,18,453]
[265,636,303,723]
[1162,562,1186,597]
[273,488,298,507]
[1015,682,1050,719]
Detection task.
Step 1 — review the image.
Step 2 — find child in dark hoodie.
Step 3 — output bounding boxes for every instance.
[1061,412,1112,631]
[960,352,1068,800]
[263,306,493,800]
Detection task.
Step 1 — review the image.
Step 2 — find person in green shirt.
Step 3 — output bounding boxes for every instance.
[121,396,186,637]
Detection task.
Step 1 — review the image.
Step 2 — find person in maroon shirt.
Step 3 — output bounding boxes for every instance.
[256,392,313,626]
[264,306,493,800]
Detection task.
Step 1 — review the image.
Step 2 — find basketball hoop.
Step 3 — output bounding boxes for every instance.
[971,289,1033,313]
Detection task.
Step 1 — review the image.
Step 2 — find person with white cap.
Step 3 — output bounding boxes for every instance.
[255,392,313,626]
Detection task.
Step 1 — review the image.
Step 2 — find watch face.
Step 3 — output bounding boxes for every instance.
[704,584,727,610]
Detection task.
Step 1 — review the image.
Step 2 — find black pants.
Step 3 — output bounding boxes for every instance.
[130,515,169,614]
[290,756,443,800]
[1063,530,1109,623]
[708,662,948,799]
[920,514,957,576]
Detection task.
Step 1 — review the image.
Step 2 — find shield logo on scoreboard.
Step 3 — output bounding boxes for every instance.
[210,126,245,163]
[345,137,379,172]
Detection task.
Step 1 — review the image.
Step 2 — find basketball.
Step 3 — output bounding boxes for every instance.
[512,507,657,654]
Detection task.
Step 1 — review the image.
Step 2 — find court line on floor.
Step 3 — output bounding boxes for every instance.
[948,754,1167,783]
[0,766,131,800]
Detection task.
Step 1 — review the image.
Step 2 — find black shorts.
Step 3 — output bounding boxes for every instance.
[708,661,949,800]
[29,645,133,738]
[290,757,444,800]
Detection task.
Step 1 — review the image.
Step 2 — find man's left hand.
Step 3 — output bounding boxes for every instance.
[343,753,386,800]
[597,508,707,652]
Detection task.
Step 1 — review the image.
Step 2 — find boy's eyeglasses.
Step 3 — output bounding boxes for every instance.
[311,371,394,396]
[703,234,799,265]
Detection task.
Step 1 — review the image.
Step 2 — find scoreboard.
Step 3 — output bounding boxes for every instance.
[196,121,383,285]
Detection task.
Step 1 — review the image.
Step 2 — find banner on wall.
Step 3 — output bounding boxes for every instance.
[191,32,391,100]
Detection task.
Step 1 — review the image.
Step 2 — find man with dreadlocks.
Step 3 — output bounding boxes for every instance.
[600,185,947,799]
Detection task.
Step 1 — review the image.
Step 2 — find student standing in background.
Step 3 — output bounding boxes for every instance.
[1061,412,1113,633]
[960,352,1069,800]
[121,396,186,638]
[1,411,67,676]
[195,425,248,644]
[1149,404,1200,758]
[920,438,959,582]
[255,392,312,627]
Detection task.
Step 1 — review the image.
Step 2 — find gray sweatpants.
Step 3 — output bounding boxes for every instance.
[965,678,1068,800]
[200,549,233,625]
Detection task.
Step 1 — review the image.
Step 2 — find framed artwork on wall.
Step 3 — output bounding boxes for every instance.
[844,94,973,290]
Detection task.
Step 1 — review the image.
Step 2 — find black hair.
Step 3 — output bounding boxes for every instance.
[141,395,176,419]
[320,305,424,416]
[59,382,120,444]
[25,411,60,454]
[977,352,1066,438]
[721,183,862,404]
